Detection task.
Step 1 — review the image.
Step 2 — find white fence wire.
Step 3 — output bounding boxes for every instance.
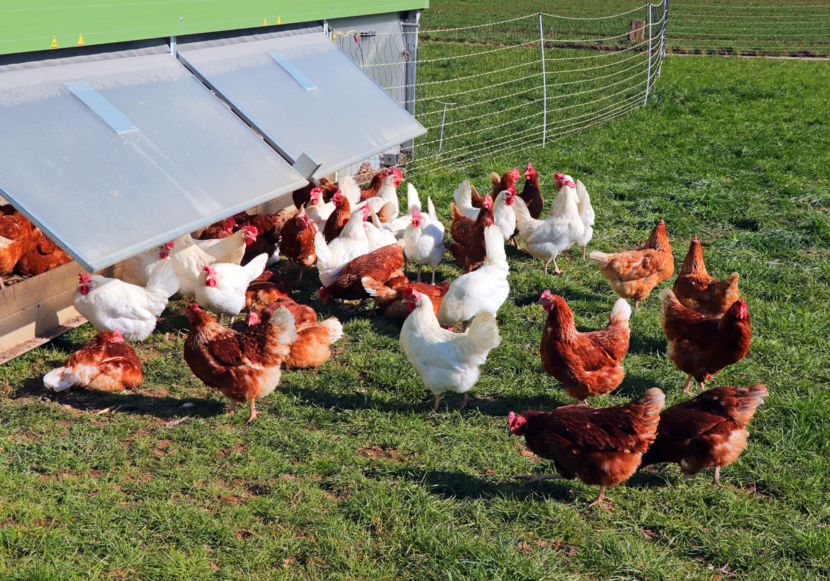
[333,2,667,173]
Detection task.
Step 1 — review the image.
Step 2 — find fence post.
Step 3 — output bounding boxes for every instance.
[644,3,653,106]
[657,0,669,78]
[435,101,457,154]
[402,11,420,156]
[538,12,547,147]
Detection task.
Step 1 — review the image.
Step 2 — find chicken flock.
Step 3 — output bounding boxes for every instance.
[35,164,764,508]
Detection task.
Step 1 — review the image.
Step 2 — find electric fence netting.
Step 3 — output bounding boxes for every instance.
[333,3,667,174]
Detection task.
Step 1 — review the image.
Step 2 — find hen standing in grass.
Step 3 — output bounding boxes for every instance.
[659,289,751,394]
[508,388,665,507]
[640,384,767,484]
[184,303,296,422]
[590,221,674,308]
[537,291,631,404]
[673,237,740,318]
[246,309,342,370]
[449,194,495,273]
[400,285,501,412]
[278,205,317,281]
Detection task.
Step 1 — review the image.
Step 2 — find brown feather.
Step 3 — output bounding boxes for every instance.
[673,238,740,318]
[449,201,494,273]
[51,331,143,392]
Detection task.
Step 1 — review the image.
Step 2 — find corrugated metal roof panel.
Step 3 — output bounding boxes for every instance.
[178,29,426,180]
[0,53,307,273]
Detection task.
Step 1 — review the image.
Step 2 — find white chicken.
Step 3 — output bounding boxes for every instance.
[373,183,423,239]
[512,186,583,276]
[355,171,403,220]
[315,207,371,287]
[438,225,509,326]
[403,198,444,284]
[122,241,174,287]
[195,253,268,324]
[306,188,335,226]
[338,174,362,206]
[169,227,256,299]
[492,186,517,243]
[452,180,479,220]
[74,260,180,341]
[549,173,576,216]
[574,180,594,260]
[400,286,502,412]
[365,205,398,252]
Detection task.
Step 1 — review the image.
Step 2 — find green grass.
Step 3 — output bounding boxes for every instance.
[1,54,830,581]
[425,0,830,57]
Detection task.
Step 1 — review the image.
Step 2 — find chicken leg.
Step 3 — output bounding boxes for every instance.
[247,399,259,423]
[433,395,441,413]
[431,269,436,285]
[515,474,564,485]
[586,485,612,509]
[582,245,587,261]
[416,265,422,283]
[544,257,563,276]
[460,392,470,410]
[713,466,721,485]
[682,374,694,394]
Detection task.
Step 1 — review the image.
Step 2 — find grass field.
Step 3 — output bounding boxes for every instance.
[2,28,830,581]
[425,0,830,57]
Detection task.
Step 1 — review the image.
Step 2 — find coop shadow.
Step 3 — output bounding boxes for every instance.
[389,466,574,504]
[282,381,419,415]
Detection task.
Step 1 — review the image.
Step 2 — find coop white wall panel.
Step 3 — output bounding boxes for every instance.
[178,27,426,181]
[0,52,307,273]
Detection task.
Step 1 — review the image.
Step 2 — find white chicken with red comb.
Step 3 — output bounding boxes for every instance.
[122,241,175,287]
[403,197,444,284]
[400,284,502,412]
[195,253,269,324]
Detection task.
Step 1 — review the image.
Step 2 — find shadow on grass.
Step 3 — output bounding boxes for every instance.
[389,465,574,503]
[14,375,225,420]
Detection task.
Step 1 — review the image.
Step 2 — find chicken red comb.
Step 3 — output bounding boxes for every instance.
[113,329,123,341]
[412,208,423,218]
[527,162,533,170]
[311,187,323,195]
[225,217,236,226]
[660,220,665,225]
[188,303,199,311]
[403,284,417,299]
[78,273,90,283]
[392,168,403,178]
[246,311,261,326]
[693,236,698,242]
[539,289,552,301]
[483,195,493,208]
[243,225,258,236]
[507,185,517,195]
[164,241,175,250]
[554,173,565,180]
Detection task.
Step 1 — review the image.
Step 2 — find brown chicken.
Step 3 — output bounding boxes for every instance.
[519,162,544,219]
[537,291,631,404]
[14,231,72,276]
[253,297,317,328]
[246,309,342,369]
[673,237,740,318]
[362,277,450,320]
[184,303,296,422]
[278,205,317,281]
[318,242,406,305]
[244,280,291,311]
[660,289,751,393]
[199,217,236,240]
[293,179,339,208]
[251,270,292,295]
[323,190,351,242]
[237,206,298,266]
[0,206,39,287]
[449,195,495,273]
[488,167,521,204]
[589,221,674,309]
[359,169,393,202]
[509,388,665,507]
[42,330,143,392]
[640,384,768,484]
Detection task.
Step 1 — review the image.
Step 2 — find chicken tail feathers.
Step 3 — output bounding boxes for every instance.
[608,298,632,325]
[466,312,502,355]
[453,180,473,209]
[319,317,344,345]
[588,250,612,266]
[243,253,269,281]
[361,277,397,300]
[490,172,501,191]
[146,259,180,298]
[731,384,769,426]
[376,202,396,224]
[43,367,73,391]
[406,183,422,214]
[427,196,437,223]
[268,306,298,347]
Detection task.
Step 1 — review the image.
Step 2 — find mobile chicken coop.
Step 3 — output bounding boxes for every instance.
[0,0,427,361]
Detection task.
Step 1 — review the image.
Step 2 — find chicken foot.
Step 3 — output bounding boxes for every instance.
[543,258,564,276]
[586,485,612,509]
[247,399,259,423]
[682,374,705,394]
[515,474,564,485]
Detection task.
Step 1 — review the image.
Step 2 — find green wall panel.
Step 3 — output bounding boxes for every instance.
[0,0,427,56]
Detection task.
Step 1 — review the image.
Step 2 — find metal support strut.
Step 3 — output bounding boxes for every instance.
[644,4,653,106]
[434,101,457,154]
[539,12,547,147]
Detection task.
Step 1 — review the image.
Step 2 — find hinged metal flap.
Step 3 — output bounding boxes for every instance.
[0,53,307,273]
[178,31,426,181]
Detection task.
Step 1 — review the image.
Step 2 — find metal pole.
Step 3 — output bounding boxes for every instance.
[644,4,653,106]
[170,36,177,58]
[657,0,668,78]
[435,101,457,154]
[538,12,547,147]
[402,12,420,155]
